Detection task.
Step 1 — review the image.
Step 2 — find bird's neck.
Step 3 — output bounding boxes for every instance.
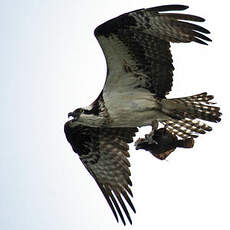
[74,114,107,127]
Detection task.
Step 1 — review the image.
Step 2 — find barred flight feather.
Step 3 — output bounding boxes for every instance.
[162,118,213,139]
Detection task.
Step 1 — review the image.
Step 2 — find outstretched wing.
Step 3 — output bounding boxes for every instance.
[64,121,138,225]
[95,4,211,98]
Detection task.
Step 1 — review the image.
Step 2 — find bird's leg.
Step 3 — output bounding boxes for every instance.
[143,121,159,145]
[135,121,159,148]
[151,120,159,130]
[144,133,158,145]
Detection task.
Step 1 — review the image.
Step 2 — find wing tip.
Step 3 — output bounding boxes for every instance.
[97,183,136,225]
[149,4,189,12]
[193,37,209,45]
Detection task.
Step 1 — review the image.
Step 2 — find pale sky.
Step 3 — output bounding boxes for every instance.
[1,1,229,229]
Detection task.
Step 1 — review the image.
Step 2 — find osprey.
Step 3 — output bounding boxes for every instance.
[64,5,221,225]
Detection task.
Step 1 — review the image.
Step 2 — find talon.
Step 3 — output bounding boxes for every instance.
[145,133,158,145]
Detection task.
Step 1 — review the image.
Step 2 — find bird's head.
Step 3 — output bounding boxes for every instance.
[68,103,97,121]
[68,108,84,121]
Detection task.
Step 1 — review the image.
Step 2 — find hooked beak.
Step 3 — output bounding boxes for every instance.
[68,111,80,120]
[68,112,74,118]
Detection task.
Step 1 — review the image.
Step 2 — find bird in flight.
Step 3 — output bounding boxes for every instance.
[64,4,221,225]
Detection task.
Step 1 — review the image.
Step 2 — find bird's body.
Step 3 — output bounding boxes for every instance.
[72,91,220,131]
[65,4,222,225]
[76,92,163,127]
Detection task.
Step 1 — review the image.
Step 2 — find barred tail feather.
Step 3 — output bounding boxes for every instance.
[162,92,221,122]
[170,92,221,122]
[161,92,222,139]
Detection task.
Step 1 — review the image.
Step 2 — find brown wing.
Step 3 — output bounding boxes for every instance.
[64,121,138,225]
[95,4,211,98]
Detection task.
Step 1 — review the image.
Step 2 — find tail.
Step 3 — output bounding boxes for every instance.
[161,92,222,139]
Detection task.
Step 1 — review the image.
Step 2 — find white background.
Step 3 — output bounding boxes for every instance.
[0,0,229,229]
